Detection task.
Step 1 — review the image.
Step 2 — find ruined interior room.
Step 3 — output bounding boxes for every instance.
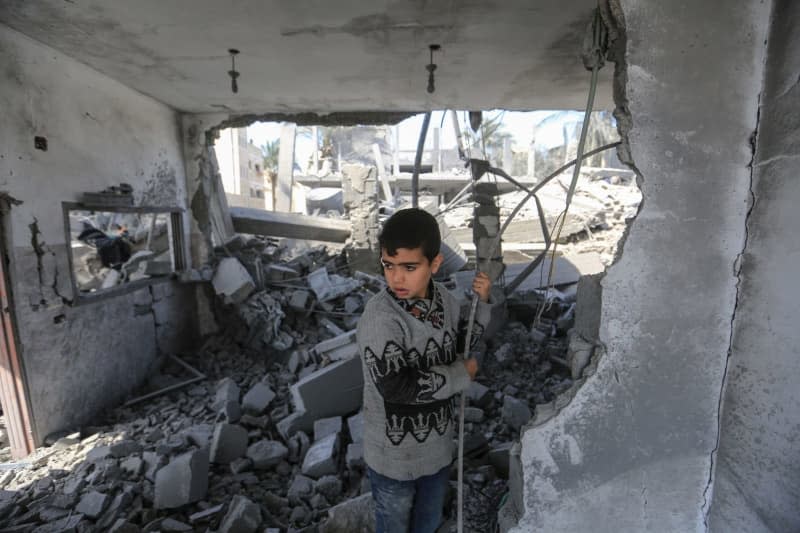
[0,0,797,532]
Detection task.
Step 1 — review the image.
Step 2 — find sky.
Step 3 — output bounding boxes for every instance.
[246,110,591,166]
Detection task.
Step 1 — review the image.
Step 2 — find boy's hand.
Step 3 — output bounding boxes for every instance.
[472,272,491,302]
[463,358,478,380]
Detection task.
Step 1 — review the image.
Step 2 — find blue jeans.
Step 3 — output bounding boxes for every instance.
[368,465,450,533]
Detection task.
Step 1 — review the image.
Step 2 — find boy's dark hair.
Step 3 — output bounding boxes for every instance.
[379,208,441,262]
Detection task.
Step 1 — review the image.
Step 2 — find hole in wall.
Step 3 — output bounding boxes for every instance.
[34,136,47,151]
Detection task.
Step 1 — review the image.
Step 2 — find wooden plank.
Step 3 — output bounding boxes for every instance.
[230,207,351,242]
[0,223,34,457]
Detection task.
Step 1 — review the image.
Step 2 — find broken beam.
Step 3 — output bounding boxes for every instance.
[230,207,351,243]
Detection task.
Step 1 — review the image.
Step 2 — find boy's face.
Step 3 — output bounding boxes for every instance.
[380,247,443,300]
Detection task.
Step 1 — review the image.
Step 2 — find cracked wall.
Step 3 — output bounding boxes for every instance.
[709,1,800,531]
[505,1,772,531]
[0,24,197,444]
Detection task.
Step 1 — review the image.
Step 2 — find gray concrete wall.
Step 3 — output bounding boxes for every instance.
[508,1,771,531]
[709,1,800,531]
[0,24,196,444]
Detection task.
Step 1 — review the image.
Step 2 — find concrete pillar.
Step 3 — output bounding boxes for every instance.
[472,182,504,282]
[276,123,296,212]
[506,1,771,531]
[181,113,232,267]
[342,165,380,274]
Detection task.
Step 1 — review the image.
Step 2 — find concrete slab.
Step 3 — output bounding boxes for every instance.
[212,258,255,305]
[290,356,364,434]
[241,382,276,414]
[154,448,209,509]
[210,423,249,464]
[301,433,338,479]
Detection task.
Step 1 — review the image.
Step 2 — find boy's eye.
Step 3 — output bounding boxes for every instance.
[381,261,393,270]
[404,266,416,272]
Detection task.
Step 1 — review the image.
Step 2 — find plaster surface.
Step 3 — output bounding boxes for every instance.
[0,0,612,113]
[508,1,770,531]
[709,1,800,530]
[0,24,194,443]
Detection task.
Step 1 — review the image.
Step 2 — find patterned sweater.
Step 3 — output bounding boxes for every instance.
[357,281,492,480]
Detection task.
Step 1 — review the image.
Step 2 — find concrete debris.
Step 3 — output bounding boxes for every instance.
[320,493,375,533]
[347,412,364,444]
[212,257,256,304]
[313,416,342,442]
[0,224,589,533]
[301,433,339,479]
[75,490,109,519]
[502,396,533,431]
[210,423,249,464]
[246,440,288,469]
[218,495,261,533]
[241,382,276,414]
[154,448,209,509]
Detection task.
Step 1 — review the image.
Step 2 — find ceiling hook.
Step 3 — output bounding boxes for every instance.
[426,44,441,94]
[228,48,240,94]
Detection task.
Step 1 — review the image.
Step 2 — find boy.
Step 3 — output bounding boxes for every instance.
[357,208,493,533]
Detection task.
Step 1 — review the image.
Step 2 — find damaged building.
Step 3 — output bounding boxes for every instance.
[0,0,797,532]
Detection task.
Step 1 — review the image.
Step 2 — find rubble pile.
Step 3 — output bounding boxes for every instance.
[0,233,590,533]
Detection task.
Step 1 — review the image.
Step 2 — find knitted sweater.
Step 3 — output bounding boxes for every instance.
[357,281,492,481]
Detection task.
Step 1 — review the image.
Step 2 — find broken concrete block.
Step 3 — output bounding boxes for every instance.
[288,351,303,374]
[313,416,342,442]
[213,377,241,410]
[183,424,213,447]
[290,356,364,434]
[75,491,109,519]
[210,423,249,464]
[493,343,515,367]
[32,515,84,533]
[154,448,209,509]
[464,407,485,423]
[466,381,492,407]
[108,519,139,533]
[213,257,256,304]
[315,475,343,502]
[96,490,133,530]
[346,442,364,469]
[301,433,338,479]
[287,474,314,504]
[242,382,276,414]
[218,495,262,533]
[276,411,306,440]
[246,440,288,469]
[189,503,224,524]
[313,330,358,362]
[85,445,112,462]
[120,456,143,477]
[289,290,313,312]
[501,396,532,431]
[288,431,311,465]
[143,451,167,482]
[219,400,242,423]
[320,492,375,533]
[347,412,364,444]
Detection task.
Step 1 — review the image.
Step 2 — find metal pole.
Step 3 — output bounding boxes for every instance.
[411,112,432,208]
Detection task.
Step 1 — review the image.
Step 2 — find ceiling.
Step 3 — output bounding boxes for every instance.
[0,0,613,115]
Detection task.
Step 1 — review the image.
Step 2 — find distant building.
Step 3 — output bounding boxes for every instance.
[214,128,271,210]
